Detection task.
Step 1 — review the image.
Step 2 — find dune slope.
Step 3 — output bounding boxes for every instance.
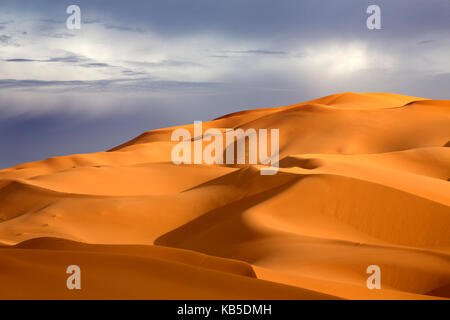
[0,92,449,300]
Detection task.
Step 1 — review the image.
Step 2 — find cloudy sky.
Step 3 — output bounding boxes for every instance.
[1,0,449,168]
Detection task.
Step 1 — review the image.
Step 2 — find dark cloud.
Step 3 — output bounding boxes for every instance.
[46,55,85,63]
[70,18,140,33]
[4,55,85,63]
[103,24,146,33]
[0,78,222,92]
[40,19,64,24]
[84,18,101,24]
[126,59,200,68]
[434,73,450,81]
[121,70,147,76]
[224,50,287,55]
[44,32,76,39]
[0,79,97,88]
[0,34,18,46]
[1,0,449,41]
[80,62,113,68]
[417,40,435,45]
[2,55,120,71]
[5,58,35,62]
[0,109,175,169]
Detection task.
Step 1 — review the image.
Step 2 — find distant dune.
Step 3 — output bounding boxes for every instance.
[0,92,449,299]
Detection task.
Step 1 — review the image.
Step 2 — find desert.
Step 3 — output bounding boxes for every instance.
[0,92,449,299]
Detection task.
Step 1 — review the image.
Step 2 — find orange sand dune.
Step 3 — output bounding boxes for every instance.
[0,92,449,300]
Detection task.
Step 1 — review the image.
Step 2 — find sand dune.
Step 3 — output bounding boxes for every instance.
[0,92,449,299]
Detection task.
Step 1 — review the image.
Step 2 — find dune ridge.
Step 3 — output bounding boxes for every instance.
[0,92,449,299]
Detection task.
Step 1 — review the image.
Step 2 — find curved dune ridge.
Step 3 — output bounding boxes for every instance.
[0,92,449,299]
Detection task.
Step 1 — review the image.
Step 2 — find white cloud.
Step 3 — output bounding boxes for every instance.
[0,12,449,116]
[300,41,395,75]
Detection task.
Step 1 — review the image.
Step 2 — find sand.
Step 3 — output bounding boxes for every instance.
[0,92,449,299]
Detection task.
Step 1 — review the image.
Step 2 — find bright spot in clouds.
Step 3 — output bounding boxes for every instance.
[303,42,394,75]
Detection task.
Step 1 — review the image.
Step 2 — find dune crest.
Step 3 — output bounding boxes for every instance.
[0,92,449,300]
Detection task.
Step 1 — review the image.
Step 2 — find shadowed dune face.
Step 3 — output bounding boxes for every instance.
[0,92,449,300]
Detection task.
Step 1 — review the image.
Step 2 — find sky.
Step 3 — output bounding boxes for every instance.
[0,0,449,168]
